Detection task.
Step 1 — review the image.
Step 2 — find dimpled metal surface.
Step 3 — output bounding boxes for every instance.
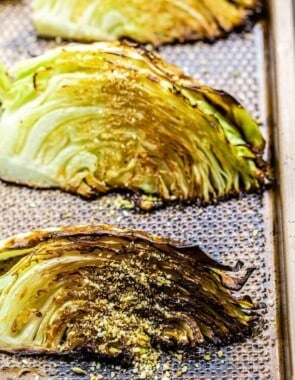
[0,1,281,379]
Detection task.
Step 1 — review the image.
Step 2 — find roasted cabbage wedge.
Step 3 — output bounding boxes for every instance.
[0,42,267,210]
[0,225,257,365]
[32,0,261,45]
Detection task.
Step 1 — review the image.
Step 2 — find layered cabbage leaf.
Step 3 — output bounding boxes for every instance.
[32,0,260,45]
[0,42,266,209]
[0,225,257,364]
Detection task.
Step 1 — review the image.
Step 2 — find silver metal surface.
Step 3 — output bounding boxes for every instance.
[269,0,295,378]
[0,0,288,378]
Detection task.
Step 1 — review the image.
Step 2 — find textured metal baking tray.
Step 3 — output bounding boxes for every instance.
[0,0,293,379]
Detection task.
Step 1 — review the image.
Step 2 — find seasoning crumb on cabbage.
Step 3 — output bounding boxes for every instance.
[0,225,258,367]
[32,0,261,45]
[0,42,267,210]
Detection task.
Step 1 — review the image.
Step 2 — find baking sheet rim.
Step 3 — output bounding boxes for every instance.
[269,0,295,378]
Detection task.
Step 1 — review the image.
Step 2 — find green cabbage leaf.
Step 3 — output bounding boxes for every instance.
[32,0,260,45]
[0,42,267,209]
[0,225,257,364]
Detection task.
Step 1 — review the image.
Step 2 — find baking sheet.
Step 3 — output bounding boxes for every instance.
[0,1,286,379]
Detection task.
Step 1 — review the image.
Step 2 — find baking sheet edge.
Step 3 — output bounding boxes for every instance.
[269,0,295,378]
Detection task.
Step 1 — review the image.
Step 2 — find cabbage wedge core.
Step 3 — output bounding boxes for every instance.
[0,42,266,209]
[32,0,260,45]
[0,225,257,364]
